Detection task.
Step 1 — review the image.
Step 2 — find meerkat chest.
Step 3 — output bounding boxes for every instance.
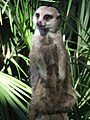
[32,33,60,62]
[33,33,59,50]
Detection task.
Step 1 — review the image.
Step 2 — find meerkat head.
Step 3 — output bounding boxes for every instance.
[33,6,60,33]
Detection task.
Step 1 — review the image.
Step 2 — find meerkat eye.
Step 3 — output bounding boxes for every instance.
[44,14,53,20]
[35,13,40,19]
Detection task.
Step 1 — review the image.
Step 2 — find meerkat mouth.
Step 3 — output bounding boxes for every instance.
[37,25,48,29]
[36,23,49,29]
[37,26,49,31]
[38,27,49,36]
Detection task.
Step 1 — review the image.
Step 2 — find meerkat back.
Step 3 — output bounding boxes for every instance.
[30,6,77,120]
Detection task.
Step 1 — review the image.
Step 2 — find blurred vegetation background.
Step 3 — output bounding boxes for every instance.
[0,0,90,120]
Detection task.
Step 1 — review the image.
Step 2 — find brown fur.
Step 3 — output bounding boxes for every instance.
[30,6,77,120]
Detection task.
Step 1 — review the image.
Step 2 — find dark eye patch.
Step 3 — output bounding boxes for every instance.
[35,13,40,19]
[44,14,53,20]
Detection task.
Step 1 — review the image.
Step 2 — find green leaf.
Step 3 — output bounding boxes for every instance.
[2,0,9,14]
[0,71,32,120]
[0,8,2,25]
[84,111,90,119]
[10,57,28,77]
[66,0,72,16]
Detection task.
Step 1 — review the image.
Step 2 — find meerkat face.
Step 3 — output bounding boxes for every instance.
[33,6,60,32]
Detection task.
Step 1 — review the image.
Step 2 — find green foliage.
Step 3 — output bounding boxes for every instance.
[0,0,34,119]
[64,0,90,119]
[0,0,90,120]
[0,72,32,120]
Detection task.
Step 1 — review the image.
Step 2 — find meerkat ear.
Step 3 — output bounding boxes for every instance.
[57,14,62,20]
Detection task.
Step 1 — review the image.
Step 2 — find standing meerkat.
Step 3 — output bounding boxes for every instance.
[30,6,77,120]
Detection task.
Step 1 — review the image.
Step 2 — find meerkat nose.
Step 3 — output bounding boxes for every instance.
[36,21,42,27]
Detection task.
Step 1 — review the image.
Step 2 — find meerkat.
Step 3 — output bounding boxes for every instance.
[30,6,77,120]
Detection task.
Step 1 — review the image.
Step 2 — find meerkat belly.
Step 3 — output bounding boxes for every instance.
[31,43,64,113]
[43,44,60,91]
[44,44,64,103]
